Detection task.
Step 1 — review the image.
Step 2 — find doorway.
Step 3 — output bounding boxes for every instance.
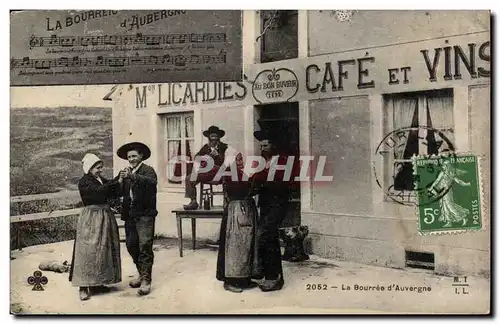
[255,102,301,227]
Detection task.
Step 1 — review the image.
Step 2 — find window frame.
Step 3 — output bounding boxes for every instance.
[259,10,299,63]
[163,112,195,186]
[383,89,454,202]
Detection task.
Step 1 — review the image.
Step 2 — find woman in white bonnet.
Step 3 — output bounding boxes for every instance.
[68,153,125,300]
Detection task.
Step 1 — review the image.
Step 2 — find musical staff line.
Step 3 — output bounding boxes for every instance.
[10,52,228,70]
[29,33,227,49]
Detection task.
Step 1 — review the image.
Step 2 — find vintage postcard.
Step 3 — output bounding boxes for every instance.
[9,9,491,315]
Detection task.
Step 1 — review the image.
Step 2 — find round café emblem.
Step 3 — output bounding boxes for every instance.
[252,68,299,104]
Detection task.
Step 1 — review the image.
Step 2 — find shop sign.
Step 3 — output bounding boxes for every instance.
[251,68,299,104]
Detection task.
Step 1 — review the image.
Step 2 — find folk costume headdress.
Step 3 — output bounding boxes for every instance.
[82,153,102,174]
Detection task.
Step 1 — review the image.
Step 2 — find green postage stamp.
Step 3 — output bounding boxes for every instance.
[412,153,484,235]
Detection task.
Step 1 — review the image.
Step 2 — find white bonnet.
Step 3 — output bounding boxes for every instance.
[82,153,102,174]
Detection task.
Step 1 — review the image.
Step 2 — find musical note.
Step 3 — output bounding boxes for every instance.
[122,35,132,46]
[34,59,52,69]
[189,33,201,43]
[60,37,76,47]
[174,55,187,66]
[71,56,81,68]
[205,34,216,43]
[49,35,59,46]
[145,35,161,46]
[178,34,189,44]
[57,57,69,67]
[96,56,105,66]
[216,50,227,64]
[82,57,91,67]
[91,36,101,46]
[21,57,33,68]
[190,55,201,64]
[103,35,117,45]
[202,55,212,64]
[134,33,145,45]
[130,53,142,65]
[145,55,158,65]
[215,34,226,42]
[26,32,228,49]
[162,54,172,65]
[10,49,228,71]
[107,57,128,67]
[170,34,181,44]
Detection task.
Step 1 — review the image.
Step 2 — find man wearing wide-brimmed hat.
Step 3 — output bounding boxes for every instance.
[251,129,291,292]
[183,125,229,210]
[117,141,158,296]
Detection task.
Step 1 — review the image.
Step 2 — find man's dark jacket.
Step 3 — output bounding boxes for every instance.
[121,163,158,221]
[195,142,228,167]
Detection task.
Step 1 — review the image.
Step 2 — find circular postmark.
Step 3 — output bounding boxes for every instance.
[373,126,458,206]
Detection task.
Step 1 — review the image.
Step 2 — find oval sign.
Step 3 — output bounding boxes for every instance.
[251,68,299,104]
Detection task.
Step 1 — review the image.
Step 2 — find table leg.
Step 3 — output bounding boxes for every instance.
[191,218,196,250]
[177,216,183,257]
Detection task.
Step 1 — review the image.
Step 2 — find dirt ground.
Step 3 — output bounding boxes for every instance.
[10,239,490,315]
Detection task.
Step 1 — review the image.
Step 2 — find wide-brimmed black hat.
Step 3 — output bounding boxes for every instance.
[203,125,225,138]
[117,142,151,160]
[253,130,276,142]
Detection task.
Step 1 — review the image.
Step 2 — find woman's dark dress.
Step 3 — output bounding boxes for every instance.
[69,174,122,286]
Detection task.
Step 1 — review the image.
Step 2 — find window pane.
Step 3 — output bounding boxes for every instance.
[389,97,419,159]
[163,112,194,186]
[393,97,419,129]
[426,128,456,155]
[393,161,415,191]
[184,115,194,138]
[167,140,181,160]
[185,140,194,160]
[401,129,419,159]
[166,116,181,138]
[437,130,455,152]
[385,89,454,196]
[426,91,453,129]
[261,10,298,63]
[167,140,182,184]
[426,91,454,154]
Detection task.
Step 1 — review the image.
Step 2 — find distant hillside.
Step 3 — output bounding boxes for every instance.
[10,107,113,196]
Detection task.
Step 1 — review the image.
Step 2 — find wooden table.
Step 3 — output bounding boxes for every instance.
[172,208,224,257]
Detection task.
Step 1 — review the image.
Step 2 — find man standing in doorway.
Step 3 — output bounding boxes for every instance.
[252,130,291,292]
[117,141,158,296]
[183,125,229,210]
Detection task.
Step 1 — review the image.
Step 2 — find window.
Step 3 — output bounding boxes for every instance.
[163,112,194,184]
[383,89,454,199]
[260,10,298,63]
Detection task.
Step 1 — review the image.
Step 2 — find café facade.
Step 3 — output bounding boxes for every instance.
[111,10,491,276]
